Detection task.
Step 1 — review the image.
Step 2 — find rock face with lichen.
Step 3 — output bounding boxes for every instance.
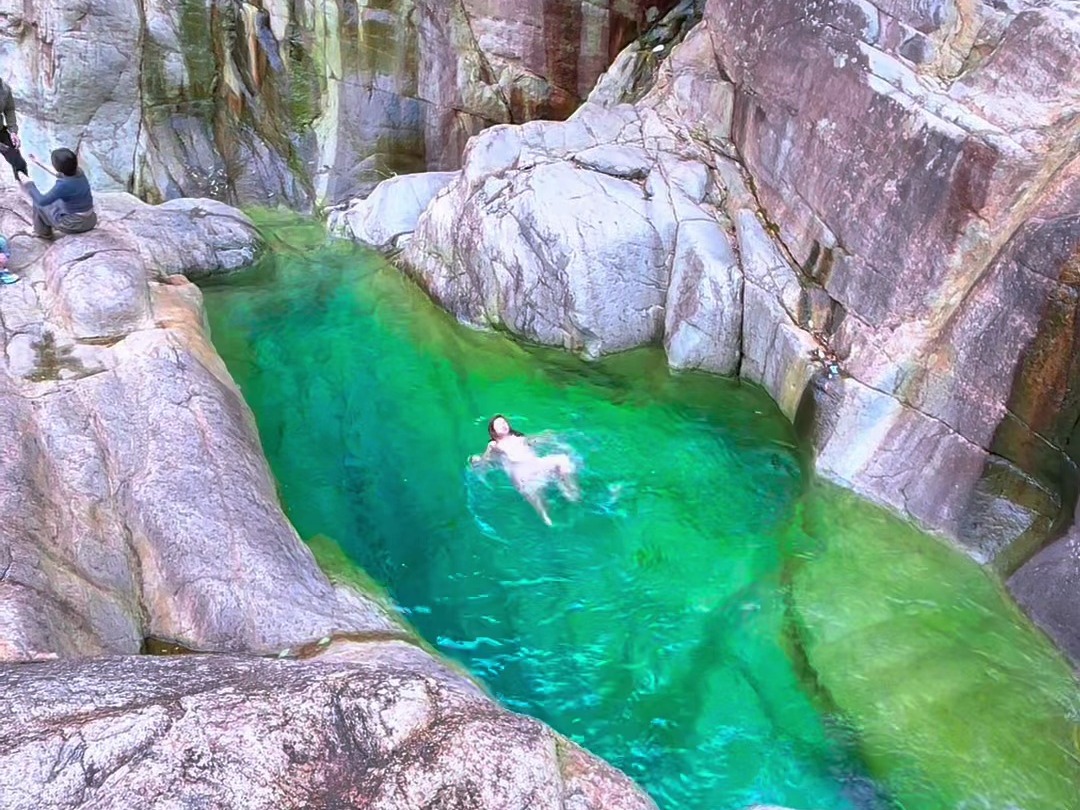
[334,0,1080,660]
[0,643,653,810]
[0,189,654,809]
[0,0,673,208]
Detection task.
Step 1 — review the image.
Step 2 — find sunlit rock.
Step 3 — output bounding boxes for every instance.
[0,0,672,207]
[327,171,459,253]
[0,641,655,810]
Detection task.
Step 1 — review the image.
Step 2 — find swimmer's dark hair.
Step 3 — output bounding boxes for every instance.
[488,414,524,441]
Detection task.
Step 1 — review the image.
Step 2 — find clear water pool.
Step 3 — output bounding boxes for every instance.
[201,213,1080,810]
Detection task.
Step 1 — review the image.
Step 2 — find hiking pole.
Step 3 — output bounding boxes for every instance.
[26,153,58,177]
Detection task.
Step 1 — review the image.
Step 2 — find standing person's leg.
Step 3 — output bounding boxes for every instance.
[0,128,27,180]
[0,144,20,180]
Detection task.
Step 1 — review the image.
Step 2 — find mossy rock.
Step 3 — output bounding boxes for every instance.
[785,483,1080,810]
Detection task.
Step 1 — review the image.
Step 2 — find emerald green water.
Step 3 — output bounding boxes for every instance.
[201,214,1080,810]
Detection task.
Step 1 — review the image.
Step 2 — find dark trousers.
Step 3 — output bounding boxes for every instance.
[0,127,27,180]
[32,204,97,238]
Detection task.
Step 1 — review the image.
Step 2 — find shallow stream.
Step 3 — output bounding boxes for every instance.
[201,214,1079,810]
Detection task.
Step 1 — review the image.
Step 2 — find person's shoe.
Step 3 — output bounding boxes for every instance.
[0,271,20,285]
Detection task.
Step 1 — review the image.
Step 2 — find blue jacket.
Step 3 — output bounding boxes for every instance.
[27,170,94,214]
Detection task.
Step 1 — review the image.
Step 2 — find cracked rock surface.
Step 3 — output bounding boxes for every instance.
[0,189,655,808]
[0,0,675,207]
[0,640,654,810]
[333,0,1080,661]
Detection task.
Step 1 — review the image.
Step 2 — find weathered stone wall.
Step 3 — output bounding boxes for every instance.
[0,0,672,208]
[707,0,1080,575]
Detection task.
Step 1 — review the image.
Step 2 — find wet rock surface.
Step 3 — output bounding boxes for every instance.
[334,0,1080,659]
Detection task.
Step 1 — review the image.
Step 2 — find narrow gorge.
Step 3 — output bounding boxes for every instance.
[0,1,1078,809]
[334,0,1080,655]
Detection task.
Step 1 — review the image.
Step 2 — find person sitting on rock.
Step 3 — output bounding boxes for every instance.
[20,148,97,239]
[0,78,28,181]
[470,414,580,526]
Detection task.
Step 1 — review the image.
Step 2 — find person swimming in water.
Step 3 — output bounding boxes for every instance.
[470,414,580,526]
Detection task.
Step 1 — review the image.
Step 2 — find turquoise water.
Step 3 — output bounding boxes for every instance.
[201,214,1080,810]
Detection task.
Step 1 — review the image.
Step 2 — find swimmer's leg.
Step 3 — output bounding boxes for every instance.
[551,454,581,502]
[524,490,553,526]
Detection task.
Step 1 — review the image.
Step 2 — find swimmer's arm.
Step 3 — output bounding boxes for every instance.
[469,442,499,470]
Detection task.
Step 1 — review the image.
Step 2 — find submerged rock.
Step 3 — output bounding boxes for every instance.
[0,641,654,810]
[786,484,1080,805]
[335,0,1080,626]
[1009,506,1080,665]
[0,190,655,807]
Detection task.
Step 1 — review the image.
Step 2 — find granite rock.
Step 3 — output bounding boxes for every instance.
[0,0,675,207]
[0,641,655,810]
[0,190,393,661]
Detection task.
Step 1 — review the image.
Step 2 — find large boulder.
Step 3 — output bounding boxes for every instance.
[0,190,398,660]
[335,0,1080,638]
[393,12,741,361]
[327,171,460,253]
[0,0,675,207]
[0,641,655,810]
[1009,507,1080,665]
